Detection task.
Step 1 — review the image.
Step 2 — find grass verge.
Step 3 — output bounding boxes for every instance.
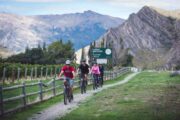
[1,72,131,120]
[59,72,180,120]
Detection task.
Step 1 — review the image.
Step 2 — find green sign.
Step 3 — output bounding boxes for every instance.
[91,48,112,58]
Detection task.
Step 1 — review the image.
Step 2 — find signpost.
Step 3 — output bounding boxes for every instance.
[91,48,112,64]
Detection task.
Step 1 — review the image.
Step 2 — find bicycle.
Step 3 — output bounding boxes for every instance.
[79,74,87,94]
[98,73,104,87]
[63,78,73,105]
[92,74,99,90]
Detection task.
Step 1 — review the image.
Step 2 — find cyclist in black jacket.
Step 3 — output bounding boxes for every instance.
[77,59,90,85]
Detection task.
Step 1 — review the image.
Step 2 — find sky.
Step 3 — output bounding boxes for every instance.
[0,0,180,19]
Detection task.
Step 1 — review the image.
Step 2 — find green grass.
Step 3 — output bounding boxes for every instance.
[59,72,180,120]
[1,72,131,120]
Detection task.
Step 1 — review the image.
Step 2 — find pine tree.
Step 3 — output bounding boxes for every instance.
[43,42,46,52]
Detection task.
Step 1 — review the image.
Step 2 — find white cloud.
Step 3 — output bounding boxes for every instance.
[9,0,72,2]
[89,0,180,10]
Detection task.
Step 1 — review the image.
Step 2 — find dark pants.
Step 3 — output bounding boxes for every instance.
[93,74,99,85]
[80,73,88,85]
[100,73,104,85]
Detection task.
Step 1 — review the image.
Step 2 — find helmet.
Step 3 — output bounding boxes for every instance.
[65,60,71,65]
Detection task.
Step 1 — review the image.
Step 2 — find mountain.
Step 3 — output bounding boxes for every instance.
[0,11,124,57]
[95,6,180,69]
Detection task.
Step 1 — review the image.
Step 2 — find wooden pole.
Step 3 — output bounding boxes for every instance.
[22,82,26,107]
[54,67,57,76]
[50,68,53,77]
[31,68,33,81]
[12,68,15,83]
[25,67,27,79]
[39,80,43,101]
[52,78,56,96]
[41,67,43,78]
[0,86,4,116]
[2,67,6,84]
[35,67,37,79]
[17,67,21,82]
[46,68,48,79]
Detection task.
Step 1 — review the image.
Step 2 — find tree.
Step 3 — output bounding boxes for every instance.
[101,38,105,48]
[43,42,46,52]
[25,46,29,54]
[47,40,74,64]
[5,39,75,64]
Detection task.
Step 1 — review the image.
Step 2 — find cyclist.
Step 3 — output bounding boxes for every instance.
[77,59,90,85]
[99,64,104,86]
[91,62,100,86]
[58,60,76,99]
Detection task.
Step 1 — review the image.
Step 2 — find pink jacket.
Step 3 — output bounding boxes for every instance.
[91,66,100,74]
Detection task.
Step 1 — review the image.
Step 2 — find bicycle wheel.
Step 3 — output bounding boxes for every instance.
[93,78,97,90]
[99,76,103,87]
[64,88,67,105]
[67,88,72,103]
[84,80,86,93]
[80,79,83,94]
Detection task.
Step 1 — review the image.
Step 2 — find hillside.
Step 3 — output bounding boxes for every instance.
[95,6,180,69]
[0,11,124,57]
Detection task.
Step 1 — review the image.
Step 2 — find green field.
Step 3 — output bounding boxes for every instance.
[59,72,180,120]
[2,72,131,120]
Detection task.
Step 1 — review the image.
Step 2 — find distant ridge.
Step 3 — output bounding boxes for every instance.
[0,11,124,57]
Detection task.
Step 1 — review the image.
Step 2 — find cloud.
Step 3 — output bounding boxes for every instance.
[6,0,72,2]
[89,0,180,10]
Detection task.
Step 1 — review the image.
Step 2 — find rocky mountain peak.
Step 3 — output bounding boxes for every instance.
[95,6,180,69]
[83,10,98,14]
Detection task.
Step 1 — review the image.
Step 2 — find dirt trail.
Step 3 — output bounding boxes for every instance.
[28,72,139,120]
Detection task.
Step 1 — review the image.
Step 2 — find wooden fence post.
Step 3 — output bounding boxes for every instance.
[106,71,108,80]
[52,78,56,96]
[31,68,33,81]
[109,71,112,80]
[35,67,37,79]
[0,86,4,116]
[39,80,43,101]
[25,67,27,79]
[41,67,43,78]
[22,82,26,106]
[110,71,111,80]
[46,68,48,79]
[113,70,115,79]
[17,67,21,81]
[54,67,57,76]
[107,71,109,80]
[12,68,15,83]
[2,67,6,84]
[50,68,53,77]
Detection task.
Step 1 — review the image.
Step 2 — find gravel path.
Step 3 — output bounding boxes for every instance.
[28,72,139,120]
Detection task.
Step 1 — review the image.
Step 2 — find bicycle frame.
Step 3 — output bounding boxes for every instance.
[79,74,87,94]
[63,80,72,105]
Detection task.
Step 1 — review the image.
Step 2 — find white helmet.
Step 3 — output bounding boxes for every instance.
[65,60,71,65]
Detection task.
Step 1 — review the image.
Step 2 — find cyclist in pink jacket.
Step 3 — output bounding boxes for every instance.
[91,62,100,88]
